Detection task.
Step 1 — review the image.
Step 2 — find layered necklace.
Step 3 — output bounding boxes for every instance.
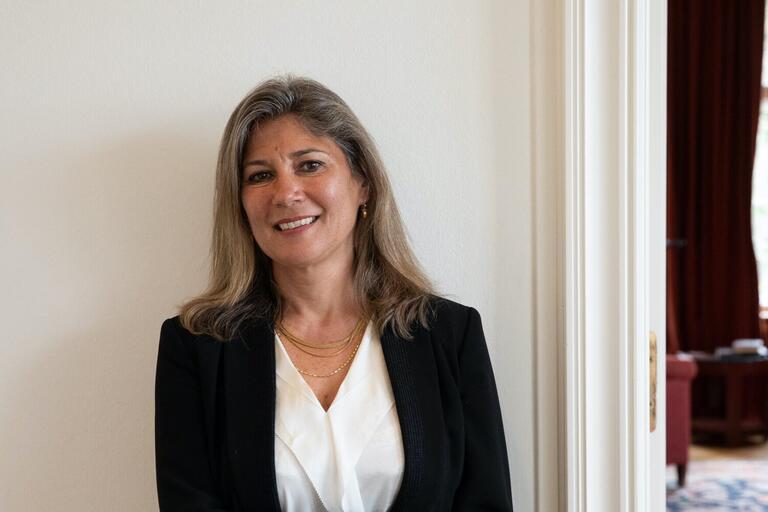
[276,316,367,378]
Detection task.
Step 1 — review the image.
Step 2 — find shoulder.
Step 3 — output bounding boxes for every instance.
[160,315,185,337]
[427,296,480,332]
[423,296,484,350]
[158,315,225,360]
[160,315,197,345]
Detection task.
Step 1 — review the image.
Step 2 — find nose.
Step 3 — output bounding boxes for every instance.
[272,171,304,207]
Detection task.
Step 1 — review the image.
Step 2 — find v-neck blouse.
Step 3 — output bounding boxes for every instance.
[274,322,405,512]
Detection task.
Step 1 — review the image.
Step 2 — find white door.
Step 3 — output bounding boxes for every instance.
[561,0,667,509]
[647,0,669,503]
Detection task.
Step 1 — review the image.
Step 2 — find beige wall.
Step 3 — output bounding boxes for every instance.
[0,1,537,509]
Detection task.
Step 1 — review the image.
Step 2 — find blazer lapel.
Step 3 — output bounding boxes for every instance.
[381,324,445,511]
[224,318,281,510]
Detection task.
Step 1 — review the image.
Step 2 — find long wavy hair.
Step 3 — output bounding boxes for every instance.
[179,76,435,340]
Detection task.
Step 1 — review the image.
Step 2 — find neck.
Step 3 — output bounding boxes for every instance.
[272,258,361,326]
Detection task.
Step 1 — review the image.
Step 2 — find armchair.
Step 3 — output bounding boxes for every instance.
[666,353,698,487]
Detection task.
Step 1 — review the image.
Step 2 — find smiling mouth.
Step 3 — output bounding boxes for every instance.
[275,216,319,231]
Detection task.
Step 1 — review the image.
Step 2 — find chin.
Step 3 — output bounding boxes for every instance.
[269,251,322,270]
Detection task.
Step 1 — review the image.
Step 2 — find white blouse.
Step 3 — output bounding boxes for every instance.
[274,322,405,512]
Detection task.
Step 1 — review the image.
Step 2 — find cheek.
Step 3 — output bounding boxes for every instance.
[323,179,362,213]
[320,181,342,202]
[241,197,269,231]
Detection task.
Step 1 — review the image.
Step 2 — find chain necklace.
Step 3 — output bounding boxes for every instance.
[295,336,363,378]
[276,317,363,358]
[279,329,352,358]
[277,317,364,350]
[277,316,367,378]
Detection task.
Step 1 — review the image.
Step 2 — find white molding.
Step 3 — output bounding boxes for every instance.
[619,0,651,508]
[531,0,565,510]
[563,0,659,509]
[648,0,668,508]
[563,0,586,508]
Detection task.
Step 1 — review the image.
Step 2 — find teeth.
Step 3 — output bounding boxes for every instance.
[278,216,316,231]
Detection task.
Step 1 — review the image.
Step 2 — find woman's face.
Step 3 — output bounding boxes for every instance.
[241,114,368,272]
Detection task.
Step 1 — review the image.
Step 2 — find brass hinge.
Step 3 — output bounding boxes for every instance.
[649,331,657,432]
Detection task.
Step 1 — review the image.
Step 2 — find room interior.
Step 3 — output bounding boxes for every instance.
[665,0,768,508]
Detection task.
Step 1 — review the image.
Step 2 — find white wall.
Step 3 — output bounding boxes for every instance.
[0,1,539,509]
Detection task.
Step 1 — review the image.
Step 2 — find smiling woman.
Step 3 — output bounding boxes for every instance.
[240,115,368,272]
[154,76,514,511]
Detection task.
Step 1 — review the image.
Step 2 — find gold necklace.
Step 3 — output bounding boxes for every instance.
[279,317,366,359]
[279,330,352,358]
[276,318,362,358]
[296,334,364,378]
[277,317,364,350]
[279,317,368,378]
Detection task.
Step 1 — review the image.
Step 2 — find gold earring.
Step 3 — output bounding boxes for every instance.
[361,203,368,219]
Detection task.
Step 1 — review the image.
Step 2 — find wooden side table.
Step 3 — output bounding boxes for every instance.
[690,355,768,446]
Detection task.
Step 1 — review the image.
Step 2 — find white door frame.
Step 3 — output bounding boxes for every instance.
[544,0,667,509]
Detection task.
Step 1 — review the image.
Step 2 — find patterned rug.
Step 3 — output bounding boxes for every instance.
[667,459,768,510]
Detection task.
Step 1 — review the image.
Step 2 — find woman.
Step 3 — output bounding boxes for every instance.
[155,76,513,511]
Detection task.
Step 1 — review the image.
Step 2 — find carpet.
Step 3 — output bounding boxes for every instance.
[667,459,768,510]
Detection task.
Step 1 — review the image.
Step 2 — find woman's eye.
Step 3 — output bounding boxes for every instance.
[300,160,324,172]
[245,170,273,184]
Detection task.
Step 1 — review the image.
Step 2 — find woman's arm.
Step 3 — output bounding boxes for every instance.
[453,308,514,511]
[155,318,229,511]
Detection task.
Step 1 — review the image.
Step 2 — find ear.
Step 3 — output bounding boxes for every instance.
[359,182,370,204]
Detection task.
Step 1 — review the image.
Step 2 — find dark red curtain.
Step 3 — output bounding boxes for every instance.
[667,0,764,353]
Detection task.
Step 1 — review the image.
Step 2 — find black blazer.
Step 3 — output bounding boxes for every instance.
[155,298,513,511]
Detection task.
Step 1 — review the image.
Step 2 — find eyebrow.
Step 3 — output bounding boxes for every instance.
[243,148,329,167]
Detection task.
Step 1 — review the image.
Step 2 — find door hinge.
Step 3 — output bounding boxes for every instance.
[650,331,657,432]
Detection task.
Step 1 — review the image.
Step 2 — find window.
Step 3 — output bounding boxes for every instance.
[752,8,768,307]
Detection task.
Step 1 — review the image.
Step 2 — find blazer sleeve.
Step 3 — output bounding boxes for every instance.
[453,307,514,511]
[155,318,228,511]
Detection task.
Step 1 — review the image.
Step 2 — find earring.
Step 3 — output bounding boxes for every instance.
[361,203,368,219]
